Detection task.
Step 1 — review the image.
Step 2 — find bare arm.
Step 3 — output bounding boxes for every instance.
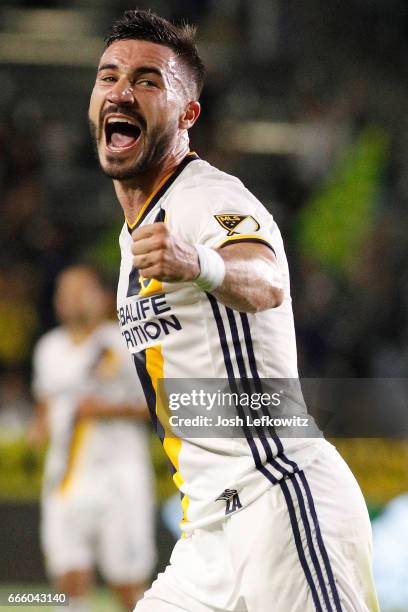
[131,223,283,313]
[77,397,149,421]
[212,242,283,313]
[27,400,49,448]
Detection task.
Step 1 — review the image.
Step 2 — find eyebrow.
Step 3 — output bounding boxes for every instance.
[97,63,164,79]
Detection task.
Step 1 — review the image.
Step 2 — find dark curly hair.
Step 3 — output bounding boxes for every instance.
[105,9,205,98]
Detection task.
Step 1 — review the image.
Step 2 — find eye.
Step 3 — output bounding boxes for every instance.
[136,79,157,88]
[100,75,117,83]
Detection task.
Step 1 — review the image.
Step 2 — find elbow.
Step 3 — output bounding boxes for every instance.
[248,286,284,313]
[259,262,284,311]
[271,286,284,308]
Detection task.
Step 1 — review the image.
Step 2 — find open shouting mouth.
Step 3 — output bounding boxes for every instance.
[104,114,142,153]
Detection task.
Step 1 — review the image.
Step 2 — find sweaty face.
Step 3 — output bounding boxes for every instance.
[88,39,187,181]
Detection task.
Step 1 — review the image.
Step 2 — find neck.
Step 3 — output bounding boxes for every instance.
[113,143,191,226]
[66,319,100,344]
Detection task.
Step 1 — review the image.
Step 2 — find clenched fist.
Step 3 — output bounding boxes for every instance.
[131,222,201,282]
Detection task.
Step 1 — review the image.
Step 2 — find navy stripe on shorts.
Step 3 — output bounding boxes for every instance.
[280,471,343,612]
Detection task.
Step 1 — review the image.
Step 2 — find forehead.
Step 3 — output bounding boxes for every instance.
[98,39,178,73]
[57,270,98,291]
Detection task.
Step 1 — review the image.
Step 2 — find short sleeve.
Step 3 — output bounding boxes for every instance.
[167,173,277,254]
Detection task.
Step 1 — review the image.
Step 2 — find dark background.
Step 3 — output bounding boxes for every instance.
[0,1,407,608]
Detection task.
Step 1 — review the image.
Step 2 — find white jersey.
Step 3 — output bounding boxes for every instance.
[117,153,323,533]
[32,321,149,496]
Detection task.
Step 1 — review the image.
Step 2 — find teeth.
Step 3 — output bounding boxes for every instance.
[107,117,136,125]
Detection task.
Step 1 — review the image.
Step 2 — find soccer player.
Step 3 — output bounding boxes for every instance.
[88,10,379,611]
[30,266,156,611]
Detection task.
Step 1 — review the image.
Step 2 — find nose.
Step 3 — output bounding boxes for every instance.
[107,79,135,105]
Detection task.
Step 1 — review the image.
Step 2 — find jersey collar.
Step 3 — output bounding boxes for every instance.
[126,152,199,233]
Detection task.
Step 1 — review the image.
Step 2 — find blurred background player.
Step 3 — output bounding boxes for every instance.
[29,265,156,612]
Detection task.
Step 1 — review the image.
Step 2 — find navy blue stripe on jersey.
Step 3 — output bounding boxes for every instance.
[132,351,165,443]
[239,311,299,474]
[225,306,289,479]
[219,237,276,255]
[207,294,279,485]
[299,471,343,611]
[154,207,166,223]
[239,311,284,451]
[207,294,235,380]
[132,352,178,481]
[239,312,260,380]
[225,307,247,379]
[127,152,199,234]
[291,474,334,611]
[280,477,324,611]
[127,266,140,298]
[126,206,167,297]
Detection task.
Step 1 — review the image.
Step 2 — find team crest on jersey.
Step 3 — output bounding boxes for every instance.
[127,267,162,298]
[214,214,260,236]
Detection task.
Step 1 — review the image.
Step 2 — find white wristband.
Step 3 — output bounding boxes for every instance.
[194,244,226,292]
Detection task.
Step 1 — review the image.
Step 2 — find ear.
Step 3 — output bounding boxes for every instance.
[179,101,201,129]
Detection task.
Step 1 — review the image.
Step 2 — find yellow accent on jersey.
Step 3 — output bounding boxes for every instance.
[139,277,163,297]
[126,152,197,230]
[58,419,93,495]
[126,173,173,230]
[94,347,119,379]
[181,494,190,531]
[145,345,189,527]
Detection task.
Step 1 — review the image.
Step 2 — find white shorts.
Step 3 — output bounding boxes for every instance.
[41,468,156,584]
[136,442,379,611]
